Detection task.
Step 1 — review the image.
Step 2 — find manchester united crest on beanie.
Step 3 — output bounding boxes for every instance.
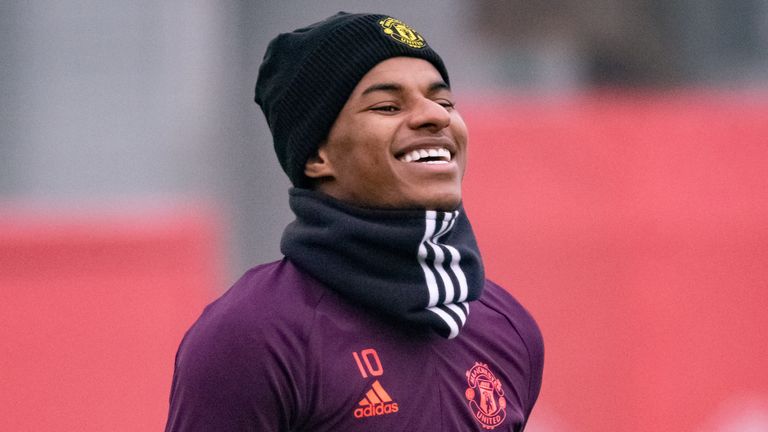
[254,12,450,187]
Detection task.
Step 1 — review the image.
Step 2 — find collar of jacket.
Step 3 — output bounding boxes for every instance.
[280,188,485,338]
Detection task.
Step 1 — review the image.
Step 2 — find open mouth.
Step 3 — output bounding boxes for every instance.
[397,147,452,164]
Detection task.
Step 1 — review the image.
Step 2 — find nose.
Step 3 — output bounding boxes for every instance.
[408,97,451,132]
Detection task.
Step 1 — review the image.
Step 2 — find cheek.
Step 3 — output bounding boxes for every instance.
[329,131,387,180]
[344,129,394,167]
[325,114,400,177]
[451,114,469,145]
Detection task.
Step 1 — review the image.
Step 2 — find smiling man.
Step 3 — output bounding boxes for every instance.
[165,12,543,432]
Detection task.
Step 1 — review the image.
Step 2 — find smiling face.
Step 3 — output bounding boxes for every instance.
[304,57,468,211]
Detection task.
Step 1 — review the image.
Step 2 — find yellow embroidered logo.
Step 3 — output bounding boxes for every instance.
[465,362,507,430]
[352,348,399,419]
[378,17,426,49]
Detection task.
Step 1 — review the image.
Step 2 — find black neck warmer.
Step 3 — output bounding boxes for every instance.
[281,188,485,339]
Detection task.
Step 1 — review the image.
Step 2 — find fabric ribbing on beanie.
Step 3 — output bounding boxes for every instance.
[280,188,485,339]
[255,12,449,187]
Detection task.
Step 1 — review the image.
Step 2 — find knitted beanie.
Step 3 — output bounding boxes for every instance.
[254,12,450,187]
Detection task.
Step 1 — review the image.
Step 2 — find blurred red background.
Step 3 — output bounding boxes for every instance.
[2,92,767,431]
[463,91,768,431]
[0,205,220,431]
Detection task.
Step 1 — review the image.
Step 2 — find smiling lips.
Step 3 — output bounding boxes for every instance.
[398,147,452,164]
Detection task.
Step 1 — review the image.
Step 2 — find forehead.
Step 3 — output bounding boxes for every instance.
[351,57,448,96]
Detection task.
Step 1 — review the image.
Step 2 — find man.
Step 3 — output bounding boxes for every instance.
[166,12,543,431]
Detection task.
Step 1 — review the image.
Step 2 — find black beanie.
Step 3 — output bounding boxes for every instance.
[254,12,450,187]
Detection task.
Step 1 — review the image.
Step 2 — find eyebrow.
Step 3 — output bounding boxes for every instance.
[360,80,450,97]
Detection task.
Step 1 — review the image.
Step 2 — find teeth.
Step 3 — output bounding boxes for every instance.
[398,147,452,163]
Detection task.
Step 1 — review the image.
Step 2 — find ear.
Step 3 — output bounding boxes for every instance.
[304,145,336,180]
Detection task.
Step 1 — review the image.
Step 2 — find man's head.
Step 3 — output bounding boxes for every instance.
[255,12,467,210]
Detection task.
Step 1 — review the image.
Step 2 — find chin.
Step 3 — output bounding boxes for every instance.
[418,192,462,211]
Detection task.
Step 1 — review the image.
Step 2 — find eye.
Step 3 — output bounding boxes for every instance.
[436,99,455,110]
[370,105,400,113]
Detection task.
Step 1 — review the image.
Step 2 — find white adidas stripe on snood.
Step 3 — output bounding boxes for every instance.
[417,210,470,339]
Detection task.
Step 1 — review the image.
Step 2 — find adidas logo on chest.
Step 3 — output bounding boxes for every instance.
[351,348,399,419]
[354,379,399,418]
